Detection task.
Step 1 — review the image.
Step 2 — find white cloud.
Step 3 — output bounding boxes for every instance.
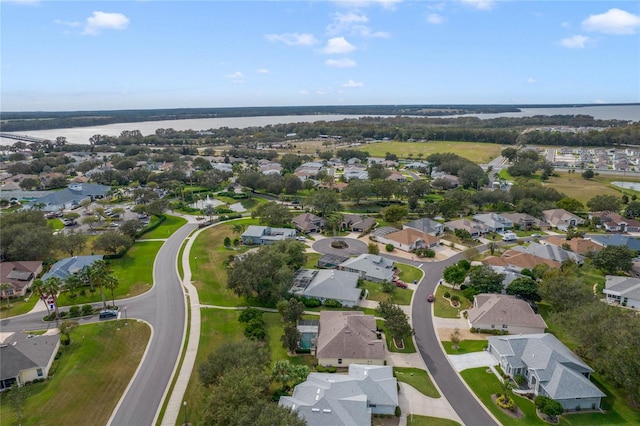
[299,90,310,95]
[582,8,640,35]
[265,33,318,46]
[527,77,536,84]
[315,89,329,95]
[322,37,356,54]
[83,11,129,35]
[342,80,364,88]
[561,21,571,28]
[459,0,495,10]
[560,35,589,48]
[256,68,269,74]
[427,13,446,24]
[54,19,82,28]
[333,0,400,11]
[325,58,357,68]
[225,71,245,83]
[327,10,389,38]
[353,26,390,38]
[428,3,446,11]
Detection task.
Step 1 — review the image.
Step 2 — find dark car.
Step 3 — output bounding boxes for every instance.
[99,309,118,319]
[426,294,435,303]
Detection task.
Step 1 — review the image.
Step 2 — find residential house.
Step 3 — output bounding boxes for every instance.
[487,334,605,411]
[385,172,407,182]
[25,183,110,212]
[510,242,584,265]
[342,214,377,233]
[430,172,459,188]
[259,163,283,175]
[484,250,560,272]
[289,269,361,308]
[41,255,103,282]
[542,209,585,231]
[467,294,547,334]
[403,218,444,236]
[293,213,326,234]
[545,236,602,255]
[0,261,43,298]
[339,254,395,283]
[317,254,349,269]
[403,161,430,170]
[343,166,369,181]
[590,234,640,252]
[444,219,489,238]
[589,211,640,233]
[240,225,296,245]
[500,213,548,231]
[473,213,514,233]
[316,311,385,367]
[373,228,440,252]
[603,275,640,309]
[279,364,398,426]
[0,332,61,390]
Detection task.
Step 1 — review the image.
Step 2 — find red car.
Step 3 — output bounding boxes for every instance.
[394,280,408,289]
[426,294,435,303]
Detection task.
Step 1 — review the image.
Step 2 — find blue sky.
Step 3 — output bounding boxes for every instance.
[2,0,639,111]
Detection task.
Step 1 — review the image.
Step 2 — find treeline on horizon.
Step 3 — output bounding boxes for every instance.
[2,103,633,132]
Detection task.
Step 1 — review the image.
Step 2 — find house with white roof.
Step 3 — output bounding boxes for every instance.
[289,269,361,307]
[487,334,605,411]
[279,364,398,426]
[473,213,514,233]
[603,275,640,309]
[240,225,296,245]
[339,254,395,283]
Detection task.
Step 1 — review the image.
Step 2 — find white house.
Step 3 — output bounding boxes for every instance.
[603,275,640,309]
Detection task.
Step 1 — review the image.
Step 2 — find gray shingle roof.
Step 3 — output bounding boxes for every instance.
[290,269,361,305]
[604,275,640,300]
[339,254,395,282]
[317,311,385,361]
[467,294,547,329]
[0,333,61,381]
[41,255,104,282]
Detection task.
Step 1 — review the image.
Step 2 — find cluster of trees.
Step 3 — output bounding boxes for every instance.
[426,153,488,189]
[197,340,306,426]
[502,148,554,179]
[277,298,306,353]
[539,268,640,406]
[375,300,413,344]
[227,240,306,305]
[237,171,304,195]
[0,210,55,261]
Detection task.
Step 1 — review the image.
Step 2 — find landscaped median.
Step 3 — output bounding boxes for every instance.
[0,321,150,425]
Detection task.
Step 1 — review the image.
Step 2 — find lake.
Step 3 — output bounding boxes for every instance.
[2,104,638,145]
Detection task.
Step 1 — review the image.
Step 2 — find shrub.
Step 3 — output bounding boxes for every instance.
[496,395,515,411]
[385,244,395,252]
[69,305,81,318]
[301,297,321,308]
[535,396,564,417]
[451,294,460,302]
[423,249,435,258]
[444,291,451,298]
[81,304,93,315]
[395,406,401,417]
[324,299,342,308]
[316,365,337,373]
[460,284,468,290]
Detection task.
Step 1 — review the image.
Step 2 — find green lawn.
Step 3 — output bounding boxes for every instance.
[433,286,471,318]
[304,252,322,269]
[397,263,423,284]
[441,340,487,355]
[360,281,413,305]
[377,319,416,353]
[0,321,150,426]
[0,295,39,319]
[47,218,64,230]
[357,141,504,164]
[407,415,461,426]
[141,214,187,239]
[393,367,440,398]
[57,241,162,307]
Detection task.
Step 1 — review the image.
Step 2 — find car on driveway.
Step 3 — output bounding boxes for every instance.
[394,280,408,288]
[426,294,435,303]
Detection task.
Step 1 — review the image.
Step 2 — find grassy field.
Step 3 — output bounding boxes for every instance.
[141,214,187,239]
[393,367,440,398]
[441,340,487,355]
[433,286,472,318]
[57,241,162,307]
[361,281,413,305]
[303,252,322,269]
[0,321,150,426]
[356,141,504,164]
[542,172,625,204]
[407,415,461,426]
[397,263,423,284]
[0,295,39,319]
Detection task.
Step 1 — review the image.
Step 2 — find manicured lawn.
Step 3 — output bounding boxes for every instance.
[141,214,187,239]
[407,415,461,426]
[397,263,423,284]
[377,319,416,354]
[0,321,150,426]
[441,340,487,355]
[264,312,315,368]
[304,252,322,269]
[433,286,471,318]
[0,295,39,319]
[393,367,440,398]
[57,241,161,307]
[47,218,64,230]
[357,141,504,164]
[360,281,413,305]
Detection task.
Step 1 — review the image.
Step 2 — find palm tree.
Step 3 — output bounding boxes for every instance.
[0,283,12,309]
[43,277,63,320]
[488,241,499,256]
[65,274,82,299]
[231,223,246,235]
[31,279,51,317]
[89,260,110,310]
[103,275,119,308]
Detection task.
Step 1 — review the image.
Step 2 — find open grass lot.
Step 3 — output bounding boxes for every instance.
[433,286,472,318]
[303,252,322,269]
[542,172,626,204]
[0,295,39,319]
[397,263,423,284]
[0,321,150,426]
[393,367,440,398]
[441,340,487,355]
[57,241,161,307]
[141,214,187,239]
[361,281,413,305]
[407,415,461,426]
[356,141,504,164]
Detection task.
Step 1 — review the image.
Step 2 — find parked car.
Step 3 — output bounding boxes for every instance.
[426,294,435,303]
[99,309,118,319]
[531,233,542,238]
[395,281,408,289]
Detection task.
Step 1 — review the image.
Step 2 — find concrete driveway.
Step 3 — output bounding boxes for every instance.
[448,351,497,372]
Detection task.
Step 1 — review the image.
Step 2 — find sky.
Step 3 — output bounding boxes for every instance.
[1,0,639,111]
